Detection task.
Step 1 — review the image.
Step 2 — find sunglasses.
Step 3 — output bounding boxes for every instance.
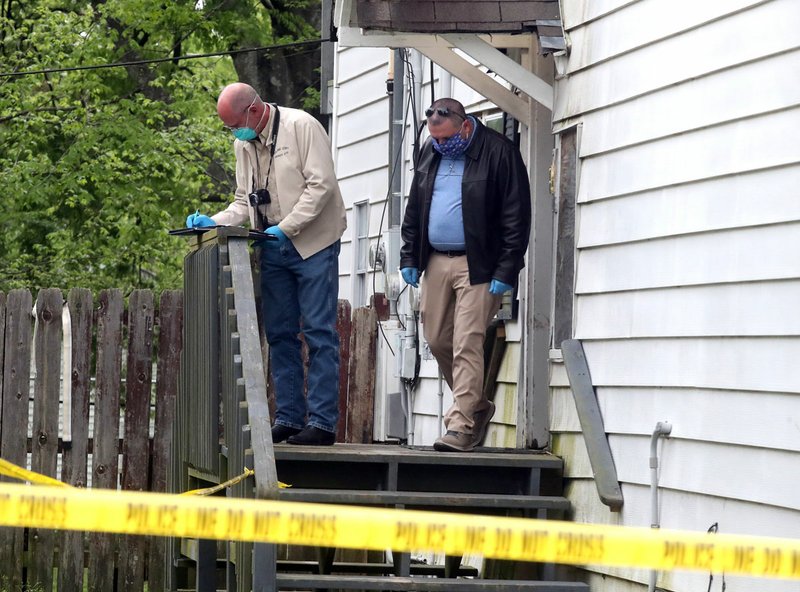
[425,107,466,122]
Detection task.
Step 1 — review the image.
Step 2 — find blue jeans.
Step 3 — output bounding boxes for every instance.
[260,239,340,433]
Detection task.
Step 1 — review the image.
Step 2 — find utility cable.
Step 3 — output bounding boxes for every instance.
[372,49,414,355]
[0,38,330,79]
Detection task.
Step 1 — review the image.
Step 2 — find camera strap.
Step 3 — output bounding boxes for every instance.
[253,105,280,192]
[252,106,280,230]
[264,105,280,187]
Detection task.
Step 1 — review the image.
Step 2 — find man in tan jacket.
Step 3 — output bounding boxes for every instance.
[187,82,346,446]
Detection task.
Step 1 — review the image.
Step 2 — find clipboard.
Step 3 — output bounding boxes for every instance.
[168,227,278,241]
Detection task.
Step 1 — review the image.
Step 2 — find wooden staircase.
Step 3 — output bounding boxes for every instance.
[172,231,587,591]
[269,442,588,591]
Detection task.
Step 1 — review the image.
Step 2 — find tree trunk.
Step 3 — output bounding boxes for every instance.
[232,3,323,124]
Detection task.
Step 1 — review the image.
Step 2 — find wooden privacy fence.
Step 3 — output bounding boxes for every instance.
[0,287,183,592]
[0,240,380,592]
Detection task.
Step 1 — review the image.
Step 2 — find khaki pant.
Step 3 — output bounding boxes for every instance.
[421,253,501,435]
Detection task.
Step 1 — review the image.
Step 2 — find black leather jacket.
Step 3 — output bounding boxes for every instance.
[400,119,532,286]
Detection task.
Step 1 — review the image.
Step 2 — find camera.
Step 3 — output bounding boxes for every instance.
[249,188,271,207]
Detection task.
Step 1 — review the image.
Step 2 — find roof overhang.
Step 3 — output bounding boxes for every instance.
[334,0,562,123]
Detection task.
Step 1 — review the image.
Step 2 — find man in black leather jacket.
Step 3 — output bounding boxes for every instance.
[400,98,531,452]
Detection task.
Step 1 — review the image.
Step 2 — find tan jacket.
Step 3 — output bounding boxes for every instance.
[211,105,347,259]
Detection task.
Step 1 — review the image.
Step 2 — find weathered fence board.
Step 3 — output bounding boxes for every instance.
[150,289,183,592]
[59,288,94,591]
[120,289,155,592]
[0,292,5,444]
[88,288,124,592]
[0,289,33,592]
[346,306,378,443]
[337,299,353,442]
[28,288,64,591]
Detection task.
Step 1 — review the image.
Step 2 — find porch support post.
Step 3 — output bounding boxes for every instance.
[520,38,556,449]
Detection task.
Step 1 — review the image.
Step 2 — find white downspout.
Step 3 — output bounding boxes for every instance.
[411,50,424,121]
[438,67,452,100]
[648,421,672,592]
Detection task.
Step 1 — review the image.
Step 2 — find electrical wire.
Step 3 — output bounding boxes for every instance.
[430,60,436,105]
[371,48,415,356]
[0,38,330,79]
[400,50,424,169]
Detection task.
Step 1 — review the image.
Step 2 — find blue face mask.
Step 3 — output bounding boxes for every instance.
[432,124,470,157]
[229,97,266,141]
[233,127,258,141]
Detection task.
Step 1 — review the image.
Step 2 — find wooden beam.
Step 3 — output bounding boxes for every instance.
[418,44,531,125]
[334,0,354,28]
[443,34,553,110]
[338,26,446,48]
[337,28,534,50]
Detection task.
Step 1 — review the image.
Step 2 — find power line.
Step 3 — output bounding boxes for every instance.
[0,38,330,79]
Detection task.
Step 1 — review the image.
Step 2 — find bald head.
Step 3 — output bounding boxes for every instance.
[217,82,269,134]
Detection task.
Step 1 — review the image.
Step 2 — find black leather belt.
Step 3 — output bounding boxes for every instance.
[434,249,466,257]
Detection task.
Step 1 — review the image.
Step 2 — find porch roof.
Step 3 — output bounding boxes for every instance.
[334,0,562,120]
[353,0,565,53]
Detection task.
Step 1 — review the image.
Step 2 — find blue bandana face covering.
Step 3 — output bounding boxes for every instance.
[432,126,470,157]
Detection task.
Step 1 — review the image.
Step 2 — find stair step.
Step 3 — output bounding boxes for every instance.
[274,443,563,469]
[277,489,570,512]
[275,574,590,591]
[274,443,564,497]
[278,560,478,577]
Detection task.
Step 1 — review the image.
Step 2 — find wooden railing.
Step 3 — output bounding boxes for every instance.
[171,227,278,592]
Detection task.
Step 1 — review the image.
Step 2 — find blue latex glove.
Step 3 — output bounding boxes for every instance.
[401,267,419,288]
[186,210,215,228]
[489,279,513,295]
[262,225,287,247]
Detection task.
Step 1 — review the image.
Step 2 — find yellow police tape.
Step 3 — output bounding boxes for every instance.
[0,482,798,580]
[181,468,256,496]
[0,458,288,495]
[0,459,72,489]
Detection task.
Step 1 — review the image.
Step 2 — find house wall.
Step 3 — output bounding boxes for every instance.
[551,0,800,590]
[332,45,527,445]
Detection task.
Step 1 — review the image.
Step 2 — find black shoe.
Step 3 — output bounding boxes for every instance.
[272,424,302,443]
[287,426,335,446]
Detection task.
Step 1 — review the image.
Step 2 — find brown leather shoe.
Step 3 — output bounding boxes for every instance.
[433,430,475,452]
[472,401,496,447]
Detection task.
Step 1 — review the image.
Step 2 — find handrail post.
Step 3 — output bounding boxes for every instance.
[561,339,624,511]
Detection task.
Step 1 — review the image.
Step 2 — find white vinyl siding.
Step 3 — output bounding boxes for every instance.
[333,47,390,306]
[552,0,800,590]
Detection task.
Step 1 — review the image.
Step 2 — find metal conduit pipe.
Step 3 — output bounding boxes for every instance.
[411,50,424,121]
[648,421,672,592]
[438,67,452,101]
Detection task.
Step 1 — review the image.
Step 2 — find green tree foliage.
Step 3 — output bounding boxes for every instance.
[0,0,321,293]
